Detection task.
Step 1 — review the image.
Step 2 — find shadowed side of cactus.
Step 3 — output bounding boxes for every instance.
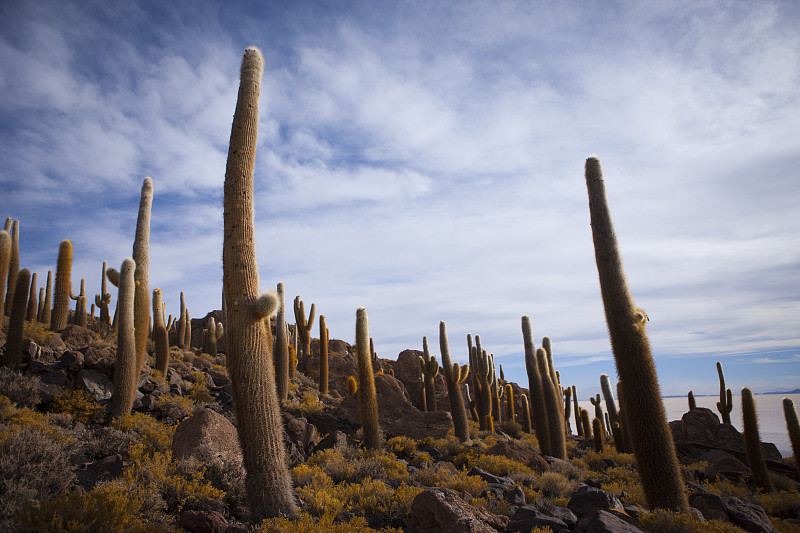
[222,47,297,519]
[70,278,87,327]
[593,418,605,452]
[50,240,73,332]
[584,156,688,511]
[25,272,37,322]
[319,314,329,395]
[133,177,152,374]
[537,347,566,459]
[355,307,381,450]
[0,230,10,312]
[111,259,137,418]
[439,321,470,442]
[741,387,773,492]
[572,385,583,437]
[4,220,19,316]
[688,391,697,411]
[40,270,52,325]
[152,288,170,374]
[3,269,30,369]
[783,398,800,479]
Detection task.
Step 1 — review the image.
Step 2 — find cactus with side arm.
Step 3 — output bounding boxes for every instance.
[70,278,88,327]
[439,320,470,442]
[716,361,733,425]
[420,336,439,411]
[522,316,551,455]
[293,296,315,367]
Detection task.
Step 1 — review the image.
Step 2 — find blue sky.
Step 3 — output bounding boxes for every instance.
[1,0,799,398]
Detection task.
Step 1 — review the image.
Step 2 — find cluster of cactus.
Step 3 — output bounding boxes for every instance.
[70,277,88,327]
[468,334,504,432]
[438,321,471,441]
[202,316,224,356]
[419,336,440,412]
[293,295,315,369]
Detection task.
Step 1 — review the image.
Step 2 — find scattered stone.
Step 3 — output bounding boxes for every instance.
[75,368,113,401]
[723,497,777,533]
[172,408,242,464]
[567,485,624,518]
[407,487,509,532]
[576,509,645,533]
[59,325,100,350]
[467,467,514,489]
[508,505,568,532]
[179,509,228,533]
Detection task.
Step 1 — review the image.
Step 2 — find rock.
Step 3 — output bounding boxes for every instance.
[172,408,242,465]
[484,440,550,473]
[59,325,100,350]
[723,497,777,533]
[76,454,130,491]
[393,349,428,410]
[407,488,509,532]
[576,509,645,533]
[41,333,67,353]
[41,370,72,387]
[314,430,351,452]
[681,408,721,445]
[689,491,728,521]
[83,346,115,375]
[179,509,228,533]
[55,350,85,373]
[531,501,578,529]
[285,415,318,454]
[467,467,514,489]
[508,505,568,532]
[702,449,752,483]
[335,373,453,440]
[567,485,624,518]
[75,369,113,401]
[504,485,526,506]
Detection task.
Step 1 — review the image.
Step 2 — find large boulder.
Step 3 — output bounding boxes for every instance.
[335,373,452,439]
[407,488,509,533]
[172,408,242,464]
[59,325,100,351]
[484,440,550,473]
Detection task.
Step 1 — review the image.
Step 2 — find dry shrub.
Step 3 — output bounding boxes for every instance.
[0,368,40,408]
[51,388,105,424]
[387,435,418,457]
[0,425,76,525]
[638,509,746,533]
[538,471,575,498]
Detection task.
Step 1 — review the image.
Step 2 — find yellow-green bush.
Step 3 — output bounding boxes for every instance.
[454,449,536,477]
[111,412,174,453]
[638,509,747,533]
[411,467,487,497]
[307,447,407,483]
[757,491,800,519]
[538,471,576,499]
[0,368,40,408]
[298,392,324,416]
[23,320,54,345]
[387,435,417,457]
[51,388,105,425]
[258,513,402,533]
[187,371,213,403]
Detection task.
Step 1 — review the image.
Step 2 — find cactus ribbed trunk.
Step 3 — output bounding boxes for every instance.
[25,272,37,322]
[355,307,381,450]
[152,288,169,374]
[0,230,10,313]
[5,220,19,316]
[222,47,296,519]
[50,240,72,332]
[40,270,52,325]
[439,321,470,442]
[3,269,30,369]
[520,394,532,433]
[741,387,773,492]
[133,178,152,373]
[783,398,800,479]
[111,259,137,418]
[421,336,438,412]
[522,316,551,456]
[176,292,186,348]
[319,314,329,395]
[275,282,289,400]
[585,157,688,512]
[537,347,566,459]
[717,361,733,425]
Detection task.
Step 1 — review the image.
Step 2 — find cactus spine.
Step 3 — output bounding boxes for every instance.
[537,347,566,459]
[152,288,169,374]
[274,282,289,400]
[585,156,688,511]
[293,296,315,367]
[741,387,773,492]
[319,314,329,395]
[3,269,30,369]
[111,258,137,419]
[716,361,733,425]
[782,398,800,479]
[439,320,470,442]
[4,220,19,316]
[355,307,381,450]
[522,316,551,455]
[50,240,73,332]
[25,271,37,322]
[420,336,439,411]
[70,278,88,327]
[221,47,297,519]
[40,270,52,325]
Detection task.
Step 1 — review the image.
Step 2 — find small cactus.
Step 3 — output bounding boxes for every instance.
[319,314,329,395]
[346,375,358,396]
[40,270,52,325]
[152,288,170,374]
[505,383,515,422]
[520,394,532,433]
[716,361,733,425]
[95,261,112,331]
[590,393,606,437]
[580,408,592,439]
[593,418,605,452]
[274,282,289,400]
[293,295,315,367]
[0,229,10,312]
[688,391,697,411]
[572,384,582,437]
[176,291,186,349]
[419,336,439,412]
[70,278,88,327]
[4,220,19,316]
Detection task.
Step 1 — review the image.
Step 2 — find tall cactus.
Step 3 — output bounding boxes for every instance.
[439,321,470,442]
[274,282,289,400]
[222,47,296,519]
[572,385,582,437]
[522,316,551,455]
[70,278,88,327]
[111,258,137,419]
[584,156,687,511]
[783,398,800,479]
[0,229,10,313]
[319,314,329,395]
[537,347,566,459]
[50,240,73,332]
[420,336,439,412]
[564,385,573,435]
[95,261,112,331]
[741,387,773,492]
[4,220,19,316]
[176,291,186,348]
[132,177,153,373]
[40,270,52,325]
[37,287,45,323]
[716,361,733,425]
[293,295,315,366]
[25,272,37,322]
[3,269,30,369]
[152,288,170,374]
[505,383,515,422]
[355,307,381,450]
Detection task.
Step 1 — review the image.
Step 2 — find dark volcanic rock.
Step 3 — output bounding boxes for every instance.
[407,487,509,532]
[723,497,777,533]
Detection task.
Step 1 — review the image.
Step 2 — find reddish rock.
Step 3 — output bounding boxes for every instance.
[172,408,242,464]
[407,488,509,532]
[59,325,100,351]
[83,346,115,375]
[179,509,228,533]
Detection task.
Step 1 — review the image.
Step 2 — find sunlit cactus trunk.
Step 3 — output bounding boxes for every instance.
[222,47,297,519]
[584,157,688,512]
